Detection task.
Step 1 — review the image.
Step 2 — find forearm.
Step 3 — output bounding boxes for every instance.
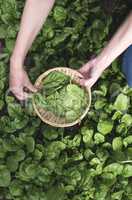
[95,12,132,71]
[11,0,55,65]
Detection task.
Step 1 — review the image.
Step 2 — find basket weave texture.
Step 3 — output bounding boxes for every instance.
[32,67,91,127]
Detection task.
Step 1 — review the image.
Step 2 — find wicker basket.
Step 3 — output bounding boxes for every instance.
[32,67,91,127]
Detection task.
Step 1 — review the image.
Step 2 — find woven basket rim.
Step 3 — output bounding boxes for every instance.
[32,67,91,127]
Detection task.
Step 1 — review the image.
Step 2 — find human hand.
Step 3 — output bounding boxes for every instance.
[9,62,37,100]
[78,58,104,88]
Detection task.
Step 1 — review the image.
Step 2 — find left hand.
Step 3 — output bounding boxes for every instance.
[9,62,37,100]
[78,58,103,88]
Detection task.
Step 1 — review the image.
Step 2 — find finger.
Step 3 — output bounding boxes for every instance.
[15,92,29,101]
[77,73,84,79]
[25,81,37,93]
[36,84,42,90]
[78,68,92,79]
[10,87,29,100]
[79,78,93,88]
[78,67,88,75]
[78,63,91,73]
[85,79,95,88]
[79,78,86,86]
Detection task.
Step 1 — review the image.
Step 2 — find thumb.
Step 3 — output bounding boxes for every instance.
[84,78,94,88]
[79,78,93,88]
[25,81,38,93]
[78,63,90,74]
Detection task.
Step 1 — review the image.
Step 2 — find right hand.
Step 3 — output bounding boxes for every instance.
[9,62,37,100]
[78,58,104,88]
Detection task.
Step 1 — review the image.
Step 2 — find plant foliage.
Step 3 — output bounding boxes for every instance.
[0,0,131,200]
[34,71,88,122]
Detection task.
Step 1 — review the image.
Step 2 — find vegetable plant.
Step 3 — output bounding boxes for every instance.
[0,0,131,200]
[34,71,88,122]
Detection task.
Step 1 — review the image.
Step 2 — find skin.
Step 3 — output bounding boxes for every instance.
[10,0,55,100]
[10,0,132,100]
[79,12,132,87]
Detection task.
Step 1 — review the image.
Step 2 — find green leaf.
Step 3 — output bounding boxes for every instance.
[6,156,19,172]
[0,165,11,187]
[46,185,66,200]
[112,137,123,151]
[25,164,38,177]
[94,99,106,110]
[103,163,123,176]
[0,26,6,38]
[122,164,132,177]
[34,149,43,161]
[9,180,23,197]
[53,6,67,22]
[111,190,124,200]
[97,120,113,135]
[90,157,100,166]
[84,149,94,160]
[121,114,132,126]
[112,111,122,120]
[81,127,94,147]
[7,103,23,117]
[123,136,132,147]
[114,94,129,111]
[25,137,35,153]
[43,126,59,140]
[5,39,15,52]
[95,184,109,200]
[94,133,105,144]
[14,149,25,162]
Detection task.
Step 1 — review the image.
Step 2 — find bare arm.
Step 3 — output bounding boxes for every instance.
[10,0,55,100]
[79,12,132,87]
[96,11,132,71]
[11,0,55,65]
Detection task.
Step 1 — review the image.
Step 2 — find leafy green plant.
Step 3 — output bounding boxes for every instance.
[34,71,88,122]
[0,0,131,200]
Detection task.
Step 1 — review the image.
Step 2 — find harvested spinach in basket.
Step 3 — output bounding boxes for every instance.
[41,71,71,96]
[34,71,88,122]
